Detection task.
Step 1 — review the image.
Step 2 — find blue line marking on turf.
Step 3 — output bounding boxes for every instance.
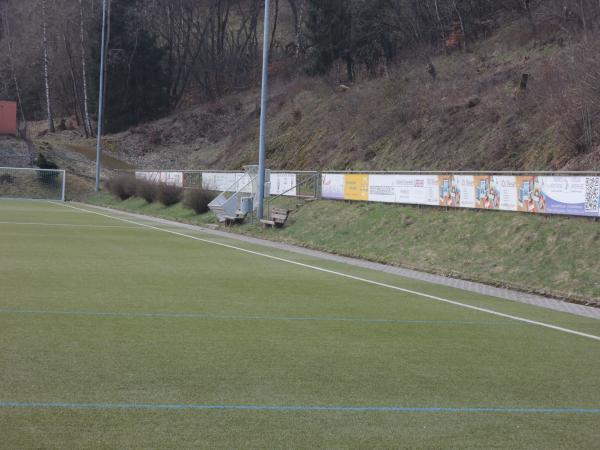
[1,401,599,414]
[0,309,520,326]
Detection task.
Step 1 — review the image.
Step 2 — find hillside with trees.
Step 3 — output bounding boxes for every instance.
[1,0,600,171]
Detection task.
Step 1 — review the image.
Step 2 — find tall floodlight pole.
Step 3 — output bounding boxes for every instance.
[257,0,271,219]
[95,0,108,192]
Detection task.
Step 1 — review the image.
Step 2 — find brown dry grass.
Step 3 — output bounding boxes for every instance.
[96,14,600,173]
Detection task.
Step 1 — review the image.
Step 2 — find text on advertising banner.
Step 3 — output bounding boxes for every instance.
[271,173,297,196]
[344,174,369,201]
[516,176,600,217]
[369,174,438,205]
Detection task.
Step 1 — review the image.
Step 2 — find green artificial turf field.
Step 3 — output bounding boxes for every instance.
[1,199,599,449]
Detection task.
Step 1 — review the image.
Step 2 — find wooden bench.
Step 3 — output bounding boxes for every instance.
[260,207,291,228]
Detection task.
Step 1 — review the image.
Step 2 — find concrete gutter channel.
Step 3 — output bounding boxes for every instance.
[78,202,600,320]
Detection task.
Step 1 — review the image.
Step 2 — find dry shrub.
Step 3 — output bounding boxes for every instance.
[183,188,215,214]
[157,183,183,206]
[109,174,137,200]
[136,179,158,203]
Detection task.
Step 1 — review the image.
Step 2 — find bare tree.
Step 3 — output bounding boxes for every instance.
[288,0,306,59]
[41,0,55,132]
[79,0,93,136]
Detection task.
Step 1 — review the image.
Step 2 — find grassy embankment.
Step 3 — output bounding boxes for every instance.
[87,193,600,304]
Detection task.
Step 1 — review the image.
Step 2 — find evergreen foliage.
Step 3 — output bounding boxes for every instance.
[101,0,169,132]
[306,0,353,80]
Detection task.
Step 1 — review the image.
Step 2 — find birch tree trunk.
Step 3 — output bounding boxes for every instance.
[288,0,305,60]
[64,32,84,128]
[433,0,447,43]
[79,0,93,137]
[269,0,279,55]
[41,0,55,133]
[451,0,467,50]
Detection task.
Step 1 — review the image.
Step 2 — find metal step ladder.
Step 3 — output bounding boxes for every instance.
[208,166,270,223]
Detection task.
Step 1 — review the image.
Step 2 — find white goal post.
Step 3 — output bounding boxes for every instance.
[0,167,66,202]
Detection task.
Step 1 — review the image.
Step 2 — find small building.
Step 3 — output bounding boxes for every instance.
[0,101,18,136]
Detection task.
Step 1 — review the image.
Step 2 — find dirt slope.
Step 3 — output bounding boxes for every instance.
[46,17,600,173]
[0,136,33,167]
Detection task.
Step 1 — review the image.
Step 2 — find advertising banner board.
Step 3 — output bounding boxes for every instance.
[201,172,298,196]
[322,172,600,218]
[321,173,345,200]
[201,172,242,192]
[136,171,184,187]
[271,173,297,196]
[516,176,600,217]
[344,174,369,201]
[369,174,438,205]
[437,175,476,208]
[491,176,518,211]
[456,175,476,208]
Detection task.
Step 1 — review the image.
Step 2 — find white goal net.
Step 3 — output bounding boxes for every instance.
[0,167,66,201]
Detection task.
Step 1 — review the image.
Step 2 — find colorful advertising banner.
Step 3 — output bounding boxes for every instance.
[453,175,476,208]
[322,172,600,218]
[492,176,518,211]
[136,171,184,187]
[438,175,459,208]
[517,176,600,217]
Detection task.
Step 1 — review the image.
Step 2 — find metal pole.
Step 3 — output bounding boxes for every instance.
[61,170,66,202]
[95,0,108,192]
[257,0,270,220]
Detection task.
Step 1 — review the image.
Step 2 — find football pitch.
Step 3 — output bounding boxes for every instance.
[1,199,599,448]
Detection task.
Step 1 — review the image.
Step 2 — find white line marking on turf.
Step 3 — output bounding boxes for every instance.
[1,401,600,414]
[51,202,600,342]
[0,221,143,229]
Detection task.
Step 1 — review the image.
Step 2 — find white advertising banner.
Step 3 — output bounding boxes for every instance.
[368,174,439,206]
[321,173,345,200]
[136,171,183,187]
[271,173,297,196]
[201,172,243,192]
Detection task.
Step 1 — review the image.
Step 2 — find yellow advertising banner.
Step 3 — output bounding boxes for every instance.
[344,174,369,201]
